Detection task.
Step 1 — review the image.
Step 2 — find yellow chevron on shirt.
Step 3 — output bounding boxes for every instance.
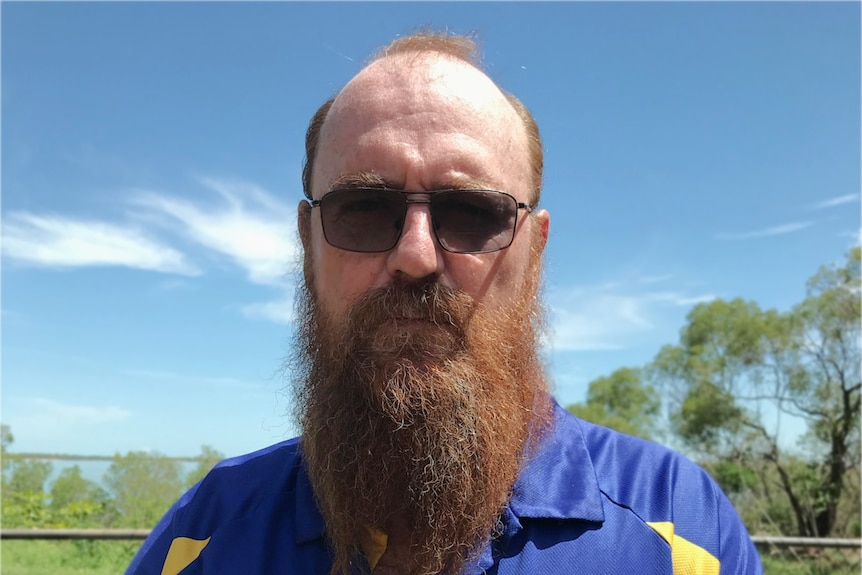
[647,521,719,575]
[161,536,211,575]
[358,526,388,570]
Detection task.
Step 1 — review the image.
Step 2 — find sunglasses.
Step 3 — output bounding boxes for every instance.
[310,188,533,254]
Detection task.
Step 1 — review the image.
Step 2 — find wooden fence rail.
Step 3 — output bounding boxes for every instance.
[1,529,861,548]
[752,536,862,549]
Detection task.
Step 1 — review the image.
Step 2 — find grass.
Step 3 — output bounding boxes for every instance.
[1,540,142,575]
[759,548,861,575]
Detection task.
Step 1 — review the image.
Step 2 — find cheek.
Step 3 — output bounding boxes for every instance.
[480,233,538,309]
[312,247,387,314]
[441,254,515,313]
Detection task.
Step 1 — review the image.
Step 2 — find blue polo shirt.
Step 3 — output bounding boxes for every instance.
[126,404,762,574]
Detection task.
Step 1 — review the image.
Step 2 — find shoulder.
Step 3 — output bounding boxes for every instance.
[172,437,306,532]
[573,414,720,517]
[196,437,304,490]
[546,408,762,573]
[535,408,724,519]
[125,437,321,575]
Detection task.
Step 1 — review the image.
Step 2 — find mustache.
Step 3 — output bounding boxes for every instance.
[349,278,476,327]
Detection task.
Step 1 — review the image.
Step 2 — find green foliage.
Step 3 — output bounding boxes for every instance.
[6,459,54,496]
[705,460,758,495]
[760,549,861,575]
[1,429,228,531]
[50,465,108,511]
[103,451,184,528]
[2,430,57,529]
[2,424,14,467]
[2,459,110,529]
[649,249,861,537]
[1,491,51,528]
[50,499,111,529]
[2,540,141,575]
[567,367,660,440]
[681,298,769,368]
[675,381,743,446]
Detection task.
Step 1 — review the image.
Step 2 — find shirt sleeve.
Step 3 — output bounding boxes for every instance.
[125,498,182,575]
[716,486,763,575]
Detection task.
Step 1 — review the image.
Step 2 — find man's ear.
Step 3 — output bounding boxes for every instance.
[298,200,312,251]
[533,208,550,252]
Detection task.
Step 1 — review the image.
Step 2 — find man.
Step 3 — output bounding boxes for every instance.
[127,32,763,575]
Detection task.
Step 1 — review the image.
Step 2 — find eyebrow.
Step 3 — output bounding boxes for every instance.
[329,172,391,190]
[429,176,498,191]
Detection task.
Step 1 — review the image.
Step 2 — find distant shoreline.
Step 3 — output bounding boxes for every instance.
[8,453,202,463]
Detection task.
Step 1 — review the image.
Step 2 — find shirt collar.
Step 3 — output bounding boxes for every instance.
[506,402,605,522]
[294,401,605,545]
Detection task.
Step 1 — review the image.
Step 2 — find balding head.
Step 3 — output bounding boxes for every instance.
[301,32,543,204]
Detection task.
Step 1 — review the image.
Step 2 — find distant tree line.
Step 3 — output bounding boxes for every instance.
[1,424,224,530]
[568,247,861,540]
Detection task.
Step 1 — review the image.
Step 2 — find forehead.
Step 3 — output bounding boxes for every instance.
[312,53,530,197]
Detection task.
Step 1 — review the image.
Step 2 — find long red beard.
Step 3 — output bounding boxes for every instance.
[292,264,551,575]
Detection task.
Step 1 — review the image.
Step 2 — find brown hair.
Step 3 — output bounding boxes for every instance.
[301,31,544,204]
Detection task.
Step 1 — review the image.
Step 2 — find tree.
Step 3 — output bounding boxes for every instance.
[1,425,53,497]
[50,465,107,510]
[0,426,53,527]
[185,445,226,488]
[2,424,13,460]
[103,451,184,528]
[787,246,861,536]
[2,424,14,486]
[650,248,861,537]
[567,367,660,441]
[6,458,53,496]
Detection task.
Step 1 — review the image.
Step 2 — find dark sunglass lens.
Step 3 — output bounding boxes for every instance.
[433,191,517,253]
[320,189,405,252]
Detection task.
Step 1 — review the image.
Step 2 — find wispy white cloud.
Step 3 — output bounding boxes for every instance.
[635,274,673,285]
[3,175,303,324]
[2,214,199,275]
[3,175,299,288]
[549,296,642,351]
[715,221,814,241]
[645,291,717,307]
[240,296,296,325]
[811,194,859,210]
[132,176,299,287]
[547,283,716,352]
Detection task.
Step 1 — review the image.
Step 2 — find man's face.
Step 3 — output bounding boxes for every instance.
[301,53,550,317]
[294,52,553,575]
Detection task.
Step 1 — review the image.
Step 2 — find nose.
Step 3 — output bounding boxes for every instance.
[386,203,444,280]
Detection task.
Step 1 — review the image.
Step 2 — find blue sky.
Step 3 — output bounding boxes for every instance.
[2,2,859,461]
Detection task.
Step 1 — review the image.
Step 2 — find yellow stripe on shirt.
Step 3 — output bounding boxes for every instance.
[161,536,211,575]
[358,526,388,570]
[647,522,719,575]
